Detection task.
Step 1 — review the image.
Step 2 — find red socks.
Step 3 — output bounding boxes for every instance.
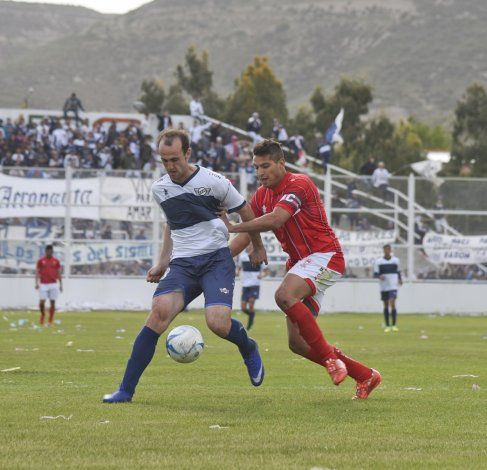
[334,348,372,382]
[285,302,336,364]
[286,302,372,382]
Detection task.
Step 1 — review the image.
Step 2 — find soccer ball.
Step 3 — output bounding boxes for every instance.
[166,325,204,363]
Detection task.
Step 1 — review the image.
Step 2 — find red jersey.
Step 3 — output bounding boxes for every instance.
[37,256,61,284]
[251,172,343,270]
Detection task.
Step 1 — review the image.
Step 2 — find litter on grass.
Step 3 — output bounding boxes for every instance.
[472,384,481,391]
[40,415,72,421]
[209,424,229,430]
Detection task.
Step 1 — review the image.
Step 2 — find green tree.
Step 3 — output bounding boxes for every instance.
[314,78,373,146]
[176,46,214,98]
[225,57,288,135]
[139,78,165,114]
[288,106,316,151]
[408,117,451,150]
[175,46,225,119]
[165,84,188,115]
[449,82,487,176]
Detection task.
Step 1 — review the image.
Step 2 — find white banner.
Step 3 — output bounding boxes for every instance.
[0,173,158,222]
[0,173,99,219]
[260,230,396,268]
[0,241,153,270]
[423,232,487,265]
[100,177,157,222]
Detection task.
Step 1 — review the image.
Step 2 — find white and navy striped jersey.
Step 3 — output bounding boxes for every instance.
[373,255,401,291]
[152,165,246,259]
[238,251,262,287]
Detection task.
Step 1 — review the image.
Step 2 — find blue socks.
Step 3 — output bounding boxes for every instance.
[225,318,255,358]
[391,308,397,326]
[120,326,160,395]
[383,308,390,326]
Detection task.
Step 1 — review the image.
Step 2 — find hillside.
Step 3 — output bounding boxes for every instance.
[0,0,486,121]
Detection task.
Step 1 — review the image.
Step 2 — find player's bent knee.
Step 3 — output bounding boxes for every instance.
[205,317,229,338]
[275,288,294,311]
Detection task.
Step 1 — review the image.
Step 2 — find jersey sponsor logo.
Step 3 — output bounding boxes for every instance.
[219,287,230,294]
[194,187,212,196]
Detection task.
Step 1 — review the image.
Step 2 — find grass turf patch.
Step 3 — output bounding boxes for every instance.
[1,311,486,469]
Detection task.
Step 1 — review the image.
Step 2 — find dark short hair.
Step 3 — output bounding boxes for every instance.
[383,244,391,249]
[156,129,190,155]
[253,139,284,162]
[45,245,53,251]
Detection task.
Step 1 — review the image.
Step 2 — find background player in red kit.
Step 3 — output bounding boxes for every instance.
[224,139,381,399]
[35,245,63,326]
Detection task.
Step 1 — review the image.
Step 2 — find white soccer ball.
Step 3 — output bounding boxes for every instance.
[166,325,204,363]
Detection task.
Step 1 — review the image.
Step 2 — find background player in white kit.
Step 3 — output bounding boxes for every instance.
[236,245,269,330]
[373,244,402,332]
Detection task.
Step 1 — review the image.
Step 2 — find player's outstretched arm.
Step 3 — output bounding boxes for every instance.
[222,206,291,234]
[147,223,172,283]
[236,204,268,266]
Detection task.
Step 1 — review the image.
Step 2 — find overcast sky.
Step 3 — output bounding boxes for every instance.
[2,0,153,14]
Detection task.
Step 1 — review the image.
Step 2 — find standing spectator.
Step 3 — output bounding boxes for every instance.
[289,134,306,166]
[372,161,391,201]
[247,112,263,145]
[317,139,331,174]
[271,118,288,145]
[359,157,377,189]
[35,245,63,326]
[157,111,172,131]
[63,92,85,124]
[189,96,204,121]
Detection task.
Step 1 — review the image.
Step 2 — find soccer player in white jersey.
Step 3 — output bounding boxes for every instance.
[373,244,402,332]
[103,129,267,403]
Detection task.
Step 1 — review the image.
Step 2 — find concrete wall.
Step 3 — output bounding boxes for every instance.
[1,276,486,314]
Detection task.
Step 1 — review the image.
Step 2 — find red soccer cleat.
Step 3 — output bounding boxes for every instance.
[325,358,348,385]
[353,368,382,400]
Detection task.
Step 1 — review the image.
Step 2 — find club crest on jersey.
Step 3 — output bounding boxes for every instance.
[194,187,211,196]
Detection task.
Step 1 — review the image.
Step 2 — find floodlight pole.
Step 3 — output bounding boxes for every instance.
[239,166,248,201]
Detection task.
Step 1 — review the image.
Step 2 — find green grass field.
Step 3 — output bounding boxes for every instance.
[1,311,486,469]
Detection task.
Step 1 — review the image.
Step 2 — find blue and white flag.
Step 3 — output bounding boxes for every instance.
[325,108,344,145]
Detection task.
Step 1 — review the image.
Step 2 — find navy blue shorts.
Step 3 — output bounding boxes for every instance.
[154,247,235,309]
[381,290,398,301]
[241,286,260,302]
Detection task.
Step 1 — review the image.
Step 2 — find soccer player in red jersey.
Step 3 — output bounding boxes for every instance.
[224,140,381,399]
[35,245,63,326]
